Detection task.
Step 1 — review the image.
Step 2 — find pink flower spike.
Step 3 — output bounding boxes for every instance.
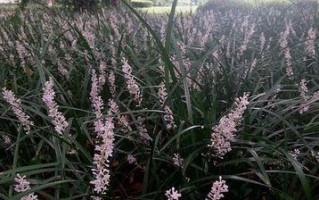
[121,58,143,105]
[2,88,34,134]
[209,93,249,158]
[42,77,69,136]
[89,69,115,194]
[158,83,176,130]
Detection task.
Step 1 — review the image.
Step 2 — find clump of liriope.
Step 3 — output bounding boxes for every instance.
[1,2,319,200]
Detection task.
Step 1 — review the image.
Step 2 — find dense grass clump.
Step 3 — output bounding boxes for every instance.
[0,1,319,199]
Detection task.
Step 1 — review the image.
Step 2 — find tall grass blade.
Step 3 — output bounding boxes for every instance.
[121,0,177,84]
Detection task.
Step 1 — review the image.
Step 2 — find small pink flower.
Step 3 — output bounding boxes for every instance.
[57,60,69,78]
[238,23,255,57]
[284,48,293,77]
[2,134,11,146]
[299,79,309,99]
[90,70,104,119]
[289,149,300,160]
[82,29,95,49]
[213,50,221,71]
[305,27,316,57]
[299,79,310,114]
[127,154,137,165]
[165,187,182,200]
[206,176,228,200]
[21,193,38,200]
[16,41,27,69]
[279,23,293,78]
[91,196,102,200]
[108,71,116,97]
[14,174,38,200]
[107,99,132,132]
[244,58,257,78]
[173,153,184,168]
[260,32,266,52]
[14,174,31,192]
[137,116,152,143]
[298,79,319,114]
[110,13,121,41]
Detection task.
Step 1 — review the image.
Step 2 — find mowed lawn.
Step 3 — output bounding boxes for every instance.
[238,0,319,5]
[135,0,315,14]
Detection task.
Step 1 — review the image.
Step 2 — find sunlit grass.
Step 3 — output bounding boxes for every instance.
[0,3,18,10]
[137,5,198,14]
[242,0,290,4]
[241,0,319,5]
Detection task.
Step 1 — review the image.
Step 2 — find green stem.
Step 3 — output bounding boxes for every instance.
[9,126,23,197]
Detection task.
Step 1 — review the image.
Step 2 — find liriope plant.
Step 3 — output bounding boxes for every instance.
[0,1,319,200]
